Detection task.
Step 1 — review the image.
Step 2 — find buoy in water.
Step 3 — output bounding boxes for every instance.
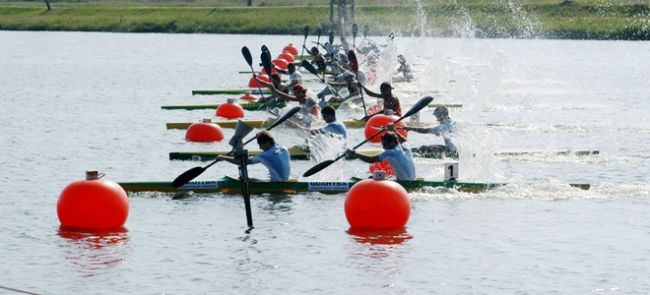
[248,74,270,88]
[216,98,245,120]
[345,176,410,229]
[240,92,258,102]
[369,160,395,176]
[186,119,225,142]
[57,171,129,230]
[272,58,289,71]
[278,52,295,63]
[261,67,278,75]
[283,43,299,56]
[364,114,408,143]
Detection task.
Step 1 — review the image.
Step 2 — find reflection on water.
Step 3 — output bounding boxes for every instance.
[347,227,413,247]
[56,227,130,277]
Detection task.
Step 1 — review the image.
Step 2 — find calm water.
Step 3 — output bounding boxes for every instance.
[1,31,650,294]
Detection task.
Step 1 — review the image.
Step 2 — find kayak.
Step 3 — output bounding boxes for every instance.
[169,147,599,161]
[161,102,463,111]
[192,88,272,95]
[161,101,286,111]
[119,176,591,195]
[166,119,435,129]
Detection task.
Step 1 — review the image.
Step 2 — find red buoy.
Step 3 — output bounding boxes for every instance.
[216,99,245,119]
[261,67,278,75]
[240,93,258,102]
[369,160,395,176]
[57,171,129,230]
[345,178,410,229]
[364,114,408,143]
[272,58,289,71]
[278,52,295,63]
[186,120,225,142]
[248,74,270,88]
[283,43,299,56]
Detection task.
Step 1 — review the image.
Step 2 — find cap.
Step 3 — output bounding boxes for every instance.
[380,82,393,91]
[292,84,305,93]
[433,106,449,117]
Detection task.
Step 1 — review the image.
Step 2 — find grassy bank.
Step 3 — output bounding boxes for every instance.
[0,0,648,40]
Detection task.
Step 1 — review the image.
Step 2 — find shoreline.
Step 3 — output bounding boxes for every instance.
[0,2,648,40]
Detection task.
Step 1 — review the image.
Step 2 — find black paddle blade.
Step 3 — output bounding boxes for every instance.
[300,60,318,76]
[328,31,335,45]
[267,106,301,130]
[303,25,309,38]
[401,96,434,120]
[261,45,270,57]
[352,23,358,38]
[363,25,369,38]
[172,166,206,188]
[241,46,253,67]
[302,160,335,177]
[261,51,273,76]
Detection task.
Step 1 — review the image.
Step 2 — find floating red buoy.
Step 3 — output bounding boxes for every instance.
[345,178,410,229]
[216,98,245,120]
[283,43,299,56]
[278,52,295,63]
[186,119,225,142]
[57,171,129,230]
[248,74,270,88]
[240,93,258,102]
[272,58,289,71]
[364,114,408,143]
[261,67,278,75]
[369,160,395,176]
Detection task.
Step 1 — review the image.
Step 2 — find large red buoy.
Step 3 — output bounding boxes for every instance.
[57,171,129,230]
[248,74,270,88]
[345,177,410,229]
[272,58,289,71]
[278,52,295,63]
[240,92,258,102]
[369,160,395,176]
[186,119,225,142]
[283,43,299,56]
[364,114,408,143]
[216,98,245,120]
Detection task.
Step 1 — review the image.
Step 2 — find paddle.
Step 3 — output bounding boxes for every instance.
[316,27,322,48]
[300,59,341,98]
[300,25,309,60]
[172,106,302,188]
[363,25,369,39]
[241,46,268,102]
[302,96,433,177]
[352,23,358,48]
[329,31,335,46]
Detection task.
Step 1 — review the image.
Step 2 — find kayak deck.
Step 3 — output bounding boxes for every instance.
[119,177,591,194]
[161,102,463,111]
[166,119,435,129]
[168,147,599,161]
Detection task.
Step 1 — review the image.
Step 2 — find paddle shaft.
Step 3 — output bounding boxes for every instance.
[300,25,309,60]
[242,47,267,102]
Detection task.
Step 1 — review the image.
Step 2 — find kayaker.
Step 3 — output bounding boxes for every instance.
[312,106,347,139]
[304,46,326,74]
[360,82,403,117]
[217,131,290,181]
[319,70,361,104]
[346,126,416,181]
[256,73,289,103]
[275,63,303,91]
[271,83,319,126]
[405,106,458,159]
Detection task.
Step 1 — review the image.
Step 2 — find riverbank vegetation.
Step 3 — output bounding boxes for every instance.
[0,0,648,40]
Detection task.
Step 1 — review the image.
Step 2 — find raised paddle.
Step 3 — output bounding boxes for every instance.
[300,25,309,60]
[316,27,322,47]
[241,46,268,102]
[172,106,302,188]
[302,96,433,177]
[363,25,369,39]
[329,31,335,46]
[300,59,341,98]
[352,23,358,48]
